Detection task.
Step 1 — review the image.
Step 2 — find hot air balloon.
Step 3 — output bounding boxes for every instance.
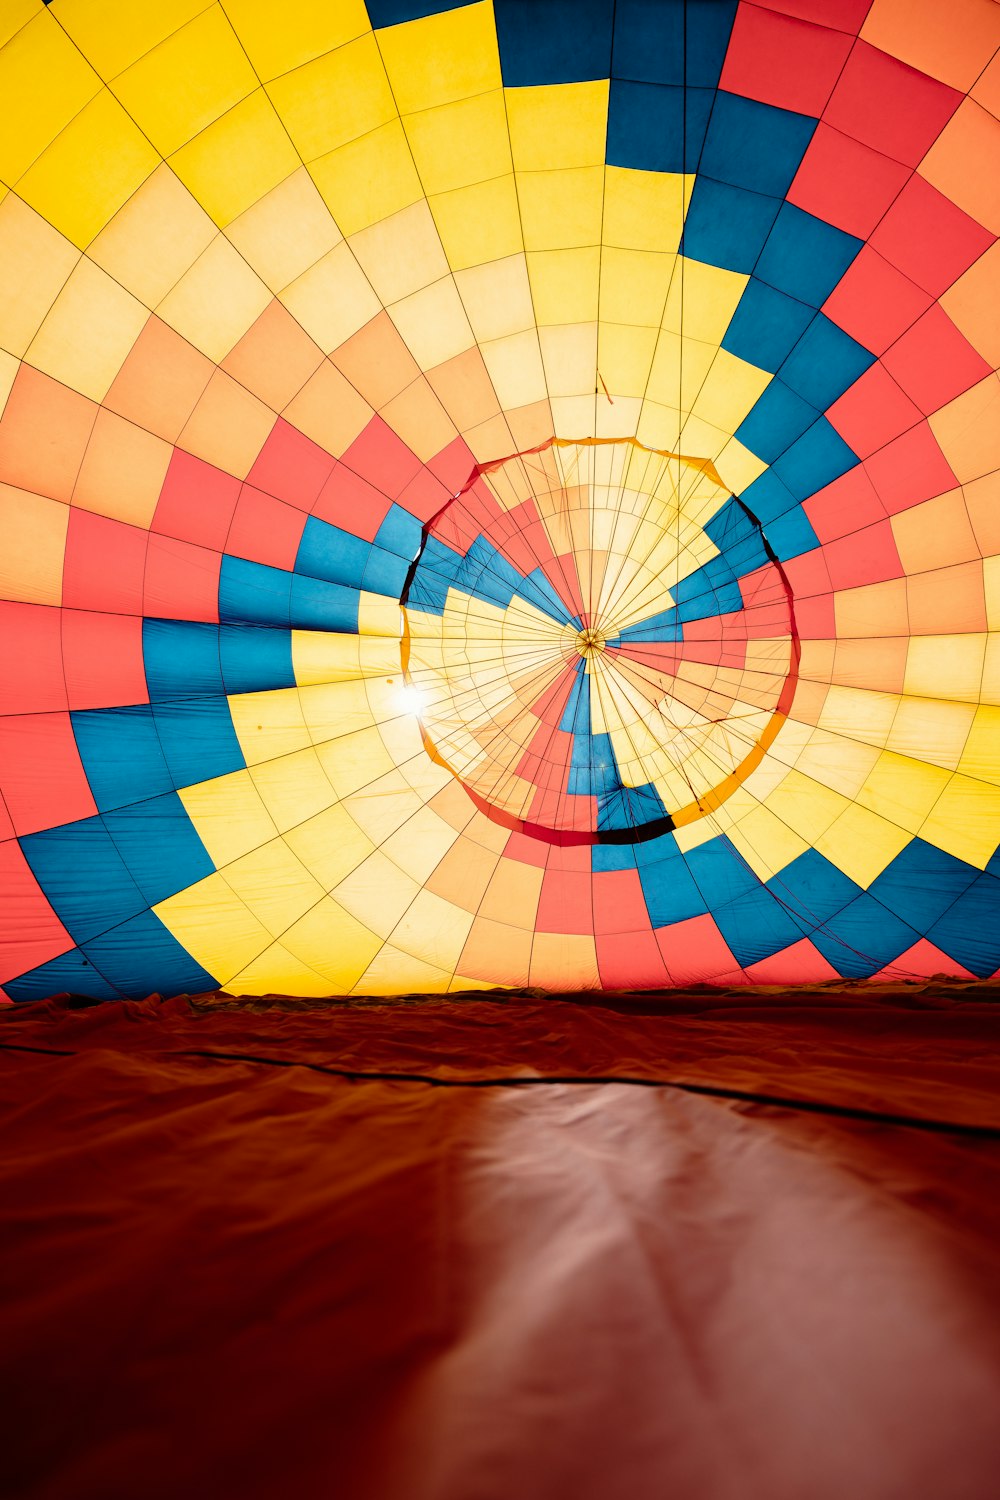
[2,3,1000,1498]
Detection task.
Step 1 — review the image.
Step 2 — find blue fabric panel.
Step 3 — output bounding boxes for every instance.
[682,178,783,274]
[361,547,409,598]
[295,516,372,589]
[639,850,707,927]
[756,203,863,308]
[143,620,223,700]
[72,705,174,812]
[738,468,800,525]
[687,837,760,906]
[704,499,771,575]
[375,504,424,561]
[20,817,147,944]
[779,315,875,411]
[771,418,858,501]
[722,279,815,373]
[606,80,714,172]
[635,830,681,866]
[597,781,668,833]
[928,875,1000,977]
[460,536,528,611]
[700,94,816,198]
[869,838,978,930]
[4,946,121,1002]
[763,505,820,562]
[81,909,217,999]
[592,841,639,872]
[289,574,360,632]
[735,379,820,464]
[615,612,683,644]
[672,555,743,620]
[519,568,577,627]
[767,849,862,926]
[219,625,295,696]
[494,0,614,87]
[404,537,463,614]
[152,698,245,789]
[612,0,737,87]
[812,893,921,978]
[559,662,589,734]
[220,555,291,627]
[102,793,214,908]
[714,888,808,966]
[367,0,467,24]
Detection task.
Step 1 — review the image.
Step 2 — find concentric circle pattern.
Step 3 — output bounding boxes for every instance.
[1,0,999,998]
[403,439,797,842]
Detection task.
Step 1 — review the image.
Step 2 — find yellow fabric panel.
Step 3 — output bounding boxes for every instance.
[249,747,337,834]
[315,725,396,798]
[0,194,80,359]
[179,769,278,867]
[595,323,658,400]
[713,435,768,496]
[113,8,257,158]
[220,839,327,938]
[0,349,16,417]
[986,556,1000,631]
[599,247,676,328]
[225,943,340,999]
[279,896,383,989]
[904,634,987,704]
[334,848,421,940]
[815,801,911,887]
[430,175,523,271]
[26,258,147,402]
[283,803,376,892]
[291,630,397,687]
[16,89,159,248]
[53,0,213,79]
[958,705,1000,784]
[345,768,426,845]
[297,678,391,745]
[381,807,460,885]
[229,687,312,768]
[725,798,810,882]
[155,871,272,985]
[311,120,422,237]
[765,767,851,846]
[480,328,549,410]
[886,696,977,772]
[354,943,452,996]
[0,483,68,606]
[816,684,899,750]
[404,91,511,196]
[222,0,371,81]
[358,591,404,639]
[920,773,1000,868]
[453,255,535,342]
[506,81,609,170]
[661,258,751,343]
[282,242,381,353]
[156,236,271,363]
[89,165,216,309]
[0,0,41,51]
[377,2,501,114]
[0,11,100,185]
[389,888,474,972]
[538,323,598,398]
[603,166,692,253]
[268,33,394,163]
[529,932,600,990]
[70,409,172,528]
[169,90,300,229]
[226,168,342,293]
[527,248,601,325]
[350,200,449,306]
[389,277,475,373]
[855,749,953,834]
[517,166,604,252]
[689,348,772,437]
[793,729,881,800]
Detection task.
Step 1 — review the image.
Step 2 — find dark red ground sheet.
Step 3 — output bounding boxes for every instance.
[2,985,1000,1499]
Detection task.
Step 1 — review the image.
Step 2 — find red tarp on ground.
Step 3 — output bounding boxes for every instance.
[2,987,1000,1500]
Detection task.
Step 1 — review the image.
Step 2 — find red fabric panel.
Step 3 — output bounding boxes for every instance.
[0,841,70,982]
[61,610,147,710]
[823,247,934,356]
[535,869,594,934]
[826,362,923,456]
[803,464,886,540]
[152,450,241,551]
[863,423,959,515]
[823,41,962,166]
[3,993,999,1500]
[822,519,901,589]
[63,510,147,616]
[0,602,67,715]
[880,305,993,416]
[143,534,222,623]
[246,419,335,511]
[869,175,995,298]
[226,486,307,570]
[787,123,910,238]
[720,5,853,116]
[0,712,96,835]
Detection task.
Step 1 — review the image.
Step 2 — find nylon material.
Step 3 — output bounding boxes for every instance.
[0,2,999,995]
